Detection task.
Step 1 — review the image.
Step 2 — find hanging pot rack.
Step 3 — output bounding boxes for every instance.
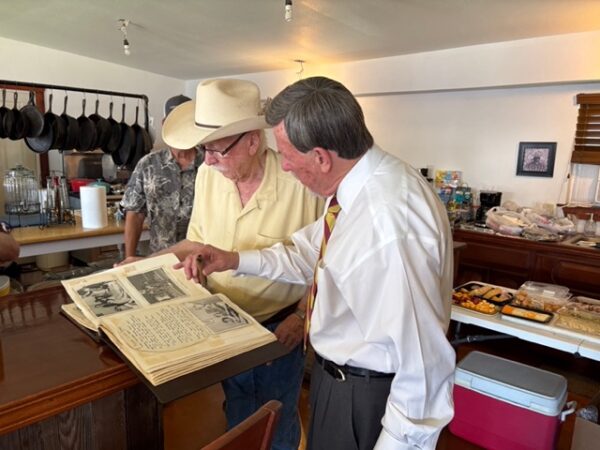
[0,79,149,127]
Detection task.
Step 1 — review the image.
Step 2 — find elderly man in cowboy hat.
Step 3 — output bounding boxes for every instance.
[156,78,323,450]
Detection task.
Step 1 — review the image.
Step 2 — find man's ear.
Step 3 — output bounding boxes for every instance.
[247,131,261,155]
[313,147,333,173]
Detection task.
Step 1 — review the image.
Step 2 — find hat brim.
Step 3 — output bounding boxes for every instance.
[162,101,268,149]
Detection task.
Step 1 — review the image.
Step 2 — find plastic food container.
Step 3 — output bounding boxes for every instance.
[0,275,9,297]
[519,281,570,300]
[450,351,576,450]
[555,296,600,337]
[513,282,571,313]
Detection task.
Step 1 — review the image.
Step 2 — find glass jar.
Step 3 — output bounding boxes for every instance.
[3,164,41,215]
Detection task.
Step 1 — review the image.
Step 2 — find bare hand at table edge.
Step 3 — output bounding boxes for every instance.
[114,256,144,267]
[174,245,239,283]
[274,313,304,351]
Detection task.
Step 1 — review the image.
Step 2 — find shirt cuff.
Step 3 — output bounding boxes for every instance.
[374,429,422,450]
[236,250,262,276]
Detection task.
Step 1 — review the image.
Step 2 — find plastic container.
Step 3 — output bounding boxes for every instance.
[519,281,570,300]
[513,281,571,313]
[450,351,576,450]
[0,275,9,297]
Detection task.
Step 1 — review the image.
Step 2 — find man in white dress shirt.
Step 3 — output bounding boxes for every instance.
[177,76,456,450]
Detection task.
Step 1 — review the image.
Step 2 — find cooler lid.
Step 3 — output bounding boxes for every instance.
[455,351,567,416]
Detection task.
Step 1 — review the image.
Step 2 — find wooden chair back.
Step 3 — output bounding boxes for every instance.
[201,400,282,450]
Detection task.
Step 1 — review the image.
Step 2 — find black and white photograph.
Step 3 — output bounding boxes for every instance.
[127,268,187,304]
[516,142,557,177]
[187,296,249,333]
[77,280,138,317]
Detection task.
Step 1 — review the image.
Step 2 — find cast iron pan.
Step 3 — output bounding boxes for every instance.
[89,98,111,150]
[102,101,122,155]
[20,91,44,138]
[25,93,60,153]
[59,95,80,151]
[76,98,97,152]
[5,91,26,140]
[0,89,9,139]
[112,103,135,166]
[127,105,147,170]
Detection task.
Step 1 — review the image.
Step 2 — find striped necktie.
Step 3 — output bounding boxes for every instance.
[304,194,341,350]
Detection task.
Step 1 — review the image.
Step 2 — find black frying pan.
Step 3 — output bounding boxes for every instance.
[0,89,9,139]
[128,105,146,170]
[5,91,26,140]
[89,98,111,150]
[76,98,97,152]
[59,95,80,151]
[114,102,135,167]
[25,93,67,153]
[21,91,44,138]
[102,101,122,155]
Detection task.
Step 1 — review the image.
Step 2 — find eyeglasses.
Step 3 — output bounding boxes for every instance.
[200,132,247,158]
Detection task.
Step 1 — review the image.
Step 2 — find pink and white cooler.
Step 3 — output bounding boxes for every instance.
[449,351,576,450]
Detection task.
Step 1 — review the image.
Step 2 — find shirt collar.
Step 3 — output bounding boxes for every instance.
[335,145,384,211]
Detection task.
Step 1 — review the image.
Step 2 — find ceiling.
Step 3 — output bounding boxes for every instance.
[2,0,600,80]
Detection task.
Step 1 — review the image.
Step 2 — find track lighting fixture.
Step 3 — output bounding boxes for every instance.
[284,0,293,22]
[118,19,131,56]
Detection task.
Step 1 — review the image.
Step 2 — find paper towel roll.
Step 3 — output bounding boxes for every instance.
[80,186,108,229]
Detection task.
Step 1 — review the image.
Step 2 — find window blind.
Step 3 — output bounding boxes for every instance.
[573,93,600,165]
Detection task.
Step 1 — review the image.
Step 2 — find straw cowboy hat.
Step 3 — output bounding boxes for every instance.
[162,78,268,149]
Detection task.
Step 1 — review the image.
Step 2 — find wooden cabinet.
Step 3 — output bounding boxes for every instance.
[453,229,600,296]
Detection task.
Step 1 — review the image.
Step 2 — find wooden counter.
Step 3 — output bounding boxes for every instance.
[0,287,143,437]
[453,228,600,297]
[0,286,289,449]
[12,215,149,258]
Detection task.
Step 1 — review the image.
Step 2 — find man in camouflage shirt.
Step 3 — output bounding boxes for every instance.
[119,95,203,259]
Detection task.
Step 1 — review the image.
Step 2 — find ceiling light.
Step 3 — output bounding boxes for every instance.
[118,19,131,56]
[284,0,293,22]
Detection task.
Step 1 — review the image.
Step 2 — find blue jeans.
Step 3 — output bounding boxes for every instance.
[221,321,304,450]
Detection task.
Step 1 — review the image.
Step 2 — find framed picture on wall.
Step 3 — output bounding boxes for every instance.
[516,142,557,177]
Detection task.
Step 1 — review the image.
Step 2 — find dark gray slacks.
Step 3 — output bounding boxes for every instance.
[307,361,393,450]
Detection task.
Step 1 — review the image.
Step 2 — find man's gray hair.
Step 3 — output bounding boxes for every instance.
[265,77,373,159]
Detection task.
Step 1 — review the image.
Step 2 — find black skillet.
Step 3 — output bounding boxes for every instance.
[5,91,26,140]
[112,102,135,166]
[59,95,80,151]
[102,101,122,155]
[20,91,45,138]
[0,89,10,138]
[76,98,97,152]
[25,93,63,153]
[89,98,111,150]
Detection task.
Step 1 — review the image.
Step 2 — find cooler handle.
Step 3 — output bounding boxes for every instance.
[560,400,577,422]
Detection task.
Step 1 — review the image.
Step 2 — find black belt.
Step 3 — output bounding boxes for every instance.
[315,354,394,382]
[260,301,300,327]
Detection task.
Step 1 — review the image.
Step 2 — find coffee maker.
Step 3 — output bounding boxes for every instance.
[475,191,502,224]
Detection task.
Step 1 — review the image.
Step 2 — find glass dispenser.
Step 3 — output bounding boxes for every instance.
[3,164,40,215]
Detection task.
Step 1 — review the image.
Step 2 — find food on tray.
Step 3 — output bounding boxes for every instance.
[452,291,497,314]
[555,296,600,336]
[470,285,493,297]
[554,315,600,337]
[512,291,566,313]
[501,305,553,324]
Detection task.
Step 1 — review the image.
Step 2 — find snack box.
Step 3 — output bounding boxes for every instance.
[501,304,554,324]
[554,296,600,337]
[512,281,571,313]
[449,351,576,450]
[455,282,514,305]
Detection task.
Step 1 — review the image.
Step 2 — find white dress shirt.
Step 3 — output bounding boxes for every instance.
[238,146,456,449]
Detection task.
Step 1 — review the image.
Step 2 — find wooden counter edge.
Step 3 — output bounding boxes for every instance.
[0,363,138,435]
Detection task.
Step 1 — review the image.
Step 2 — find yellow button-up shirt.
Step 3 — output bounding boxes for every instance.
[187,148,324,322]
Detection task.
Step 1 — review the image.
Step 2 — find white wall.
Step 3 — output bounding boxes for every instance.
[186,30,600,206]
[0,36,185,148]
